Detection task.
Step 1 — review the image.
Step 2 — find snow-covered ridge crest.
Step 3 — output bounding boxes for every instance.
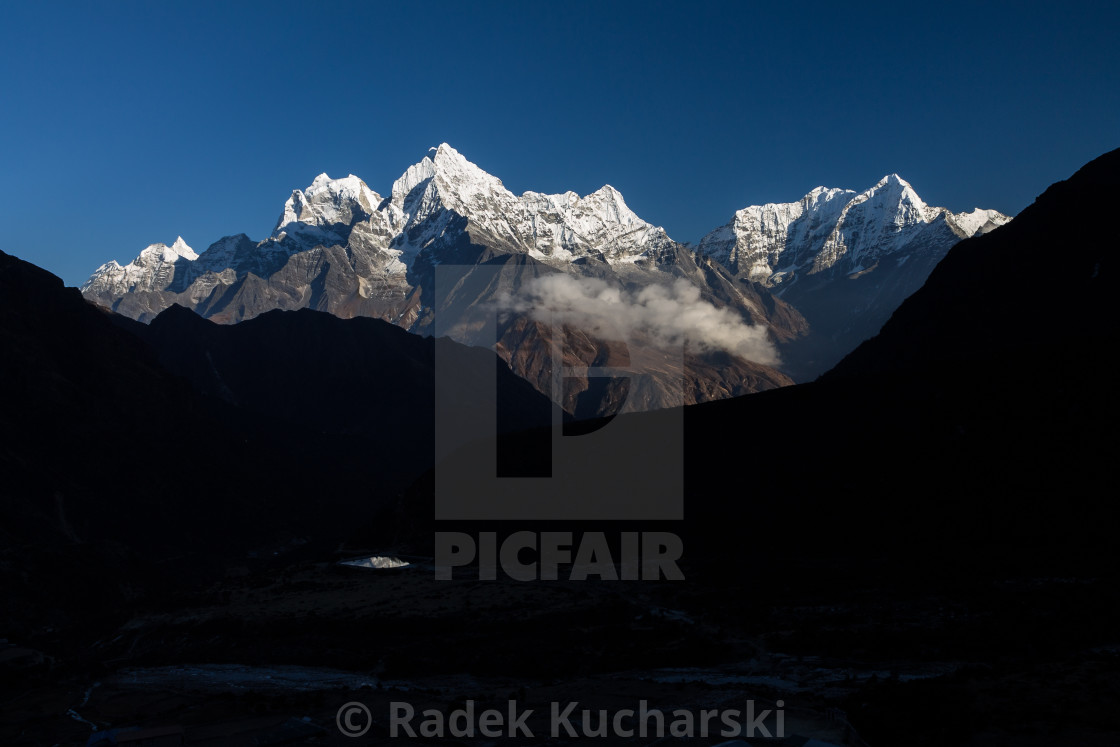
[699,174,1011,285]
[950,208,1009,237]
[383,143,670,264]
[83,145,1009,316]
[81,237,197,294]
[273,173,381,238]
[166,236,197,260]
[82,143,678,302]
[391,156,436,202]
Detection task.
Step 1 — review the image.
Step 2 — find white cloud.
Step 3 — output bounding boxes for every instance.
[495,275,779,365]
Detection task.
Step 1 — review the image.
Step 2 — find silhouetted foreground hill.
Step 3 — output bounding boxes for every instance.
[121,303,554,462]
[687,150,1117,555]
[1,250,266,632]
[830,147,1119,379]
[0,252,553,634]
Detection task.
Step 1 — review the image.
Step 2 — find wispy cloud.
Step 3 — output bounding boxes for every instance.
[495,275,779,365]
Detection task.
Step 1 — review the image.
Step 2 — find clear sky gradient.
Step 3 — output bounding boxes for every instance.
[2,0,1117,286]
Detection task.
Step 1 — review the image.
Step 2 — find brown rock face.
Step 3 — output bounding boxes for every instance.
[496,316,792,419]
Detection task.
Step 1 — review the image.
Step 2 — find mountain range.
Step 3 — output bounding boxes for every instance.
[3,147,1117,746]
[80,145,1009,411]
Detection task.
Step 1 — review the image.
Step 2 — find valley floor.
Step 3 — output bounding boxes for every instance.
[4,547,1119,746]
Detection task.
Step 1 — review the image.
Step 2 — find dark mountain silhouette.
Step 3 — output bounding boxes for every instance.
[829,148,1118,380]
[688,148,1117,551]
[0,252,554,635]
[1,249,289,634]
[120,303,555,459]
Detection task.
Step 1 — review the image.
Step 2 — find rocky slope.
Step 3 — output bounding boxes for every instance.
[698,175,1010,379]
[81,145,1006,408]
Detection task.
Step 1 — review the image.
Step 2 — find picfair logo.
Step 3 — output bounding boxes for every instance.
[433,265,685,580]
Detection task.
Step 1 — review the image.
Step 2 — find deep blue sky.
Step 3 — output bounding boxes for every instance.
[2,1,1117,286]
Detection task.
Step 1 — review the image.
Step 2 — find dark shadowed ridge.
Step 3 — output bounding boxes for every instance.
[827,147,1120,379]
[684,147,1119,556]
[129,303,556,449]
[0,252,555,636]
[1,249,295,633]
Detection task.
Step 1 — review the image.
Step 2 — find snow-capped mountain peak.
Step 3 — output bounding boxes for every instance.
[82,143,1010,385]
[129,237,197,264]
[376,145,672,265]
[949,207,1010,237]
[428,143,512,203]
[391,156,436,202]
[699,175,1010,284]
[80,238,197,295]
[877,173,908,188]
[582,184,637,221]
[512,182,669,263]
[168,236,197,260]
[806,186,856,204]
[854,174,938,224]
[273,173,381,238]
